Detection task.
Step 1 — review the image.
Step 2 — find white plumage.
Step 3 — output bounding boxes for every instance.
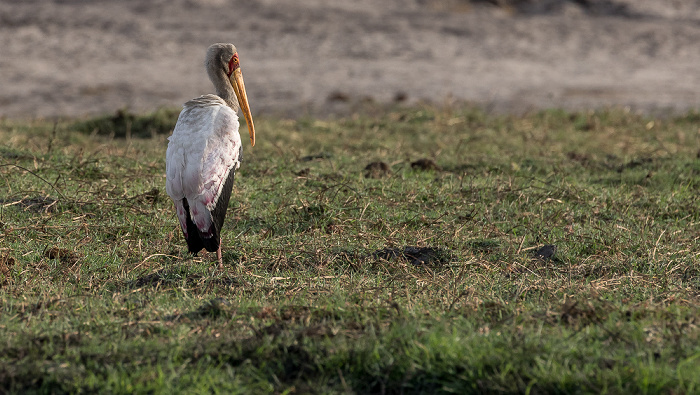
[166,95,242,239]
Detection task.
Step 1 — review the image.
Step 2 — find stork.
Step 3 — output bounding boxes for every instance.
[165,43,255,266]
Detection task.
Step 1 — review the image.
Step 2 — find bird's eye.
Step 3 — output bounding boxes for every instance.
[227,53,240,76]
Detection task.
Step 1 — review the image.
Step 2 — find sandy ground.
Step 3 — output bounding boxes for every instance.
[3,0,700,119]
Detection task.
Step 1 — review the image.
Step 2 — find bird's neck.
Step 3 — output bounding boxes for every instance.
[212,70,240,112]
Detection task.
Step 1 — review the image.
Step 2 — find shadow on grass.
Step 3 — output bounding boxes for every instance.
[125,267,241,291]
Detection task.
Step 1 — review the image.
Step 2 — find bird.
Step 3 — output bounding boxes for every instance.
[165,43,256,266]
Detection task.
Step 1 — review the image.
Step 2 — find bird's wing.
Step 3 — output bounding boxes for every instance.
[166,95,242,237]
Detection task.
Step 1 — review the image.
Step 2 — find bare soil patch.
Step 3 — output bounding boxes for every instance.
[2,1,700,119]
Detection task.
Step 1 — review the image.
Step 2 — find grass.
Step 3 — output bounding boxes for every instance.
[0,104,699,393]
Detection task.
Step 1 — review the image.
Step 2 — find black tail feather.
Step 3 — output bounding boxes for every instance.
[183,198,206,254]
[181,166,236,255]
[211,169,236,240]
[200,227,220,253]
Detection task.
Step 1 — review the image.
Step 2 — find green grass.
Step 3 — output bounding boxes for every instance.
[1,105,699,393]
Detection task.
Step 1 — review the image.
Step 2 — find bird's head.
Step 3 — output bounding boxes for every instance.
[206,43,256,147]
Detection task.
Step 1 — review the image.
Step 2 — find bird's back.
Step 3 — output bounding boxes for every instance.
[165,95,242,251]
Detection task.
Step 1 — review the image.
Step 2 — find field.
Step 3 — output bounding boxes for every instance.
[1,105,699,393]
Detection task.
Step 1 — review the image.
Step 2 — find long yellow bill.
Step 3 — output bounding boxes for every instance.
[230,65,255,147]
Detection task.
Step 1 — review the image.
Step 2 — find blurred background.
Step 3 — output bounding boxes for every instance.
[2,0,700,119]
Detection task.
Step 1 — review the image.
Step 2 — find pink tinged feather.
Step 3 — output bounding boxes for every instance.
[174,200,189,237]
[190,198,213,237]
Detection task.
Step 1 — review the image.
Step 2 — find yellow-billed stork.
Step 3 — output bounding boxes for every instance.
[165,43,255,266]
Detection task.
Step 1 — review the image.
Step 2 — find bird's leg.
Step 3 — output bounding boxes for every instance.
[217,238,223,268]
